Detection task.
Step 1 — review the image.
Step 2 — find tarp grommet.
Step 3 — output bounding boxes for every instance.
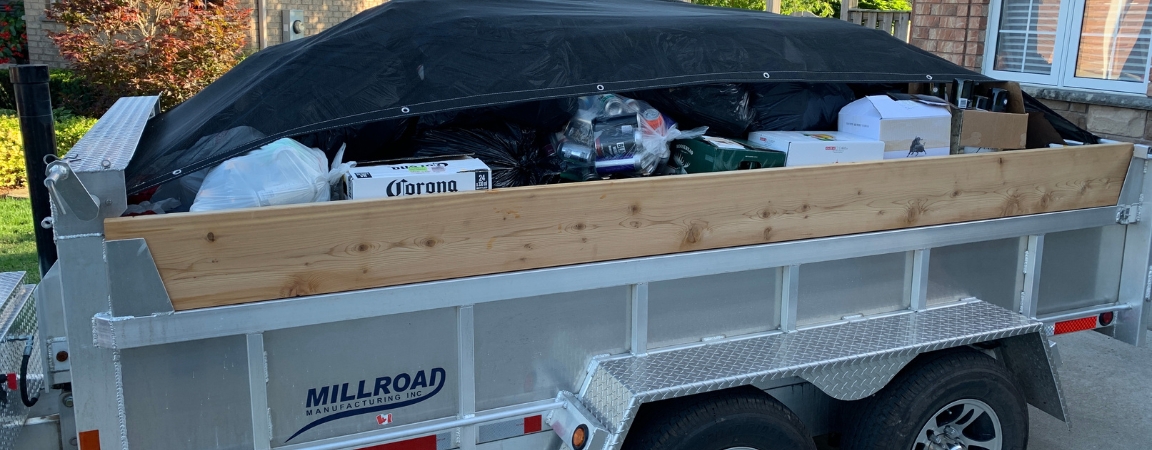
[596,84,605,91]
[763,72,770,78]
[401,107,411,113]
[926,75,933,80]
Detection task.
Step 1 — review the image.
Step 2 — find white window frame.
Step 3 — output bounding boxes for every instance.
[984,0,1152,95]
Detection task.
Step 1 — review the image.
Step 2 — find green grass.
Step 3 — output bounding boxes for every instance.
[0,197,40,283]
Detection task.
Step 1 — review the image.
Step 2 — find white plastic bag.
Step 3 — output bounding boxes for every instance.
[190,138,331,212]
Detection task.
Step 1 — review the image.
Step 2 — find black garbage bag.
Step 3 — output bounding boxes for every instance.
[1022,92,1099,145]
[750,83,857,131]
[417,98,579,133]
[295,117,419,163]
[627,84,755,137]
[414,124,560,188]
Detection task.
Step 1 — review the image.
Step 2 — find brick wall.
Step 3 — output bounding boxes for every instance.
[909,0,989,71]
[253,0,385,48]
[23,0,67,67]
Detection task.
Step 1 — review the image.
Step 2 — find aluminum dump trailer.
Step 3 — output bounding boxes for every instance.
[2,96,1150,450]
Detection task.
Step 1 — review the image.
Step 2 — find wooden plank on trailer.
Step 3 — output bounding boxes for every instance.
[105,144,1134,310]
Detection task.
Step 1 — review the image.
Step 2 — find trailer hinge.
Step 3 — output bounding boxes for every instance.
[1116,204,1141,225]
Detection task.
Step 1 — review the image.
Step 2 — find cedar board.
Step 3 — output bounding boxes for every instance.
[105,144,1133,310]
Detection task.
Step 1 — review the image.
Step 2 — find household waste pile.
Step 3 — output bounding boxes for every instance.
[134,79,1052,213]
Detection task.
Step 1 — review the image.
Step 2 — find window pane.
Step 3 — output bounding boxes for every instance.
[1074,0,1152,82]
[994,0,1061,74]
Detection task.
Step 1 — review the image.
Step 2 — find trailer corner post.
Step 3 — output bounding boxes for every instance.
[11,65,57,276]
[55,235,127,450]
[1115,157,1152,346]
[43,97,152,450]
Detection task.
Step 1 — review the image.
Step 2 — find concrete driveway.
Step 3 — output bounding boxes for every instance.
[1027,330,1152,449]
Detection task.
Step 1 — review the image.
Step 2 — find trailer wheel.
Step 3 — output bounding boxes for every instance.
[621,386,816,450]
[842,349,1028,450]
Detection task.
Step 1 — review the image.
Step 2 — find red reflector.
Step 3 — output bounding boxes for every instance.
[5,373,15,391]
[1099,311,1115,326]
[1053,316,1098,335]
[524,415,543,433]
[78,430,100,450]
[358,435,436,450]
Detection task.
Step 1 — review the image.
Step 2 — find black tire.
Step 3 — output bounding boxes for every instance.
[621,386,816,450]
[842,349,1029,450]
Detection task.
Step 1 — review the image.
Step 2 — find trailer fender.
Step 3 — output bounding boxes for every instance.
[575,300,1043,450]
[995,332,1068,422]
[798,353,916,401]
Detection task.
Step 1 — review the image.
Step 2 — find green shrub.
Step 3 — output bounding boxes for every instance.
[45,70,98,117]
[0,1,28,64]
[693,0,837,18]
[693,0,767,9]
[0,68,101,117]
[693,0,909,18]
[47,0,252,111]
[0,109,97,189]
[858,0,910,11]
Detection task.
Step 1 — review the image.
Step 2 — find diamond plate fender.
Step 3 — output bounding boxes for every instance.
[997,332,1068,422]
[577,301,1047,450]
[800,353,915,401]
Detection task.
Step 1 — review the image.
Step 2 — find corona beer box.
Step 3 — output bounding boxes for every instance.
[344,155,491,200]
[837,95,951,159]
[747,131,883,166]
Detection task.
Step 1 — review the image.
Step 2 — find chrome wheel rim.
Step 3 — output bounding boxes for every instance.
[913,399,1003,450]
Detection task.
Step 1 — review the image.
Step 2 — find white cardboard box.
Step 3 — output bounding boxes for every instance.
[344,156,491,199]
[837,95,951,159]
[747,131,884,166]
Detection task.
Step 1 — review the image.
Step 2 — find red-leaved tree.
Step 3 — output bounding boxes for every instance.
[46,0,252,111]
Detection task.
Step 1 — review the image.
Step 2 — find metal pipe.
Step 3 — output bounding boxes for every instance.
[1037,303,1131,325]
[11,65,57,275]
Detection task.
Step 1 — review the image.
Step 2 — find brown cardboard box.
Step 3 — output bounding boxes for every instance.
[952,81,1029,151]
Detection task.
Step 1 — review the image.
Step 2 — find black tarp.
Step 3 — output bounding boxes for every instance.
[125,0,991,194]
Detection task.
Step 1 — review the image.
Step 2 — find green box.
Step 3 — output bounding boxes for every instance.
[669,136,787,174]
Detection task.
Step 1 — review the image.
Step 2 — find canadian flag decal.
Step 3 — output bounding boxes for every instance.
[376,413,393,425]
